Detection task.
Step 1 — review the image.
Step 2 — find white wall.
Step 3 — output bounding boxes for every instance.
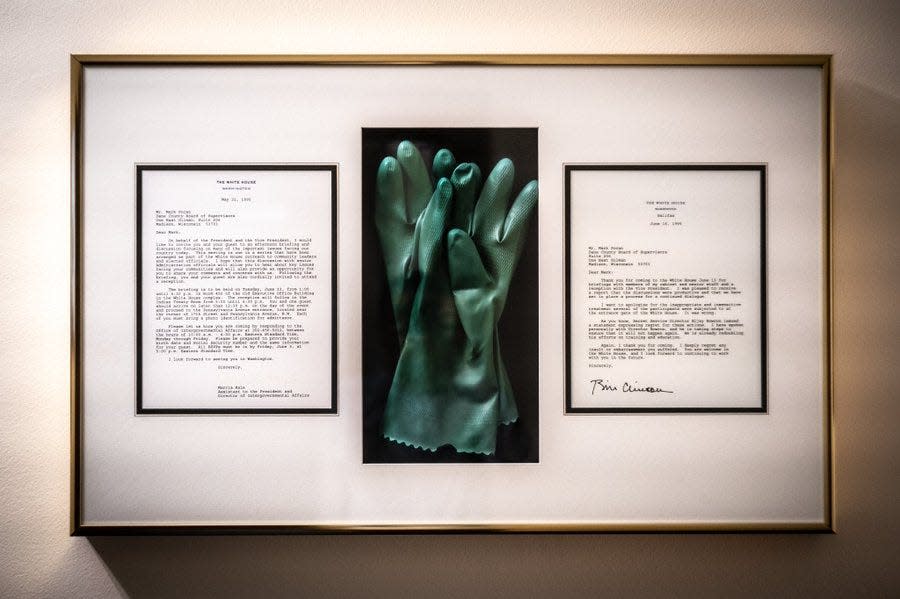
[1,1,897,596]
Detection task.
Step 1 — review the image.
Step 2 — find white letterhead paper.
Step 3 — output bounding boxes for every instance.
[138,165,336,413]
[567,165,765,412]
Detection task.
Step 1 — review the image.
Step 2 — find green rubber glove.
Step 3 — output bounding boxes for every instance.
[448,158,538,430]
[375,141,456,344]
[379,150,538,455]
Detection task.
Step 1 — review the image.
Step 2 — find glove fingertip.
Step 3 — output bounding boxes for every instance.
[447,227,468,246]
[397,140,416,160]
[519,180,539,213]
[378,155,398,173]
[447,229,491,291]
[504,179,539,232]
[377,157,400,186]
[435,177,453,210]
[490,158,514,183]
[447,227,475,261]
[375,157,404,223]
[433,149,456,180]
[451,162,482,190]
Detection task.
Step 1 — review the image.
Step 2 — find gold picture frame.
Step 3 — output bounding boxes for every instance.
[71,54,832,534]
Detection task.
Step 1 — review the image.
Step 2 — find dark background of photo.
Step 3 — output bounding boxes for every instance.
[361,128,539,463]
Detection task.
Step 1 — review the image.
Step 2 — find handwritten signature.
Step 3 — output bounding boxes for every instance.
[590,379,673,394]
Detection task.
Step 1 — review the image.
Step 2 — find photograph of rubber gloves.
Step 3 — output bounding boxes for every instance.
[372,138,537,456]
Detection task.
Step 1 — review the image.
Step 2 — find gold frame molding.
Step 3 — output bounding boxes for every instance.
[71,54,833,535]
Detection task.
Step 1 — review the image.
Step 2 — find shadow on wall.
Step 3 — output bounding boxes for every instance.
[831,79,900,301]
[88,533,830,598]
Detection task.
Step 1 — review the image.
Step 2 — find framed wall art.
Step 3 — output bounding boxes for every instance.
[71,55,832,533]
